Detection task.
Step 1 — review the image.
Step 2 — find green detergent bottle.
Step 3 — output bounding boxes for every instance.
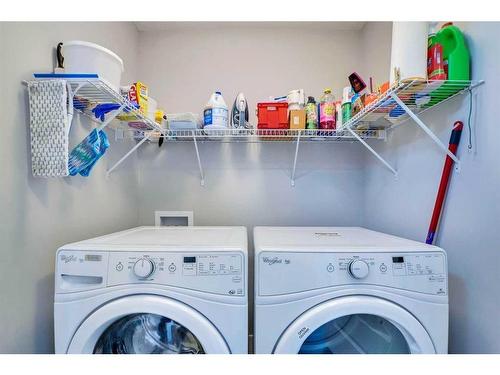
[427,22,471,106]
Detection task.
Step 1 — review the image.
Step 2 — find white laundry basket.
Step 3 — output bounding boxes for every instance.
[63,41,124,91]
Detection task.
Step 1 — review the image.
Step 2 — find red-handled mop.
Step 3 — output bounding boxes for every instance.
[426,121,464,244]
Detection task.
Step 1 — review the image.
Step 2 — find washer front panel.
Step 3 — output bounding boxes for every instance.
[67,295,230,354]
[258,251,447,296]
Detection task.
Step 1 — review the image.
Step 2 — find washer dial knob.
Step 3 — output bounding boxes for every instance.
[348,259,369,279]
[133,258,155,279]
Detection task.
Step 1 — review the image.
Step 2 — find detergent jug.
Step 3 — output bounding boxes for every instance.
[204,91,229,129]
[427,23,470,106]
[435,22,470,81]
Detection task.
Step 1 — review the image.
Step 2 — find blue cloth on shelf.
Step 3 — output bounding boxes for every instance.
[68,129,110,177]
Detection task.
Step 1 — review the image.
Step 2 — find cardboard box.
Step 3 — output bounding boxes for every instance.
[117,81,149,121]
[289,109,306,129]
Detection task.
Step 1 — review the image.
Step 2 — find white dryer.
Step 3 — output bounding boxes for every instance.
[55,226,248,354]
[254,227,448,354]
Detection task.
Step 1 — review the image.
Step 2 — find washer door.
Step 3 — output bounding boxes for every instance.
[274,296,436,354]
[67,295,230,354]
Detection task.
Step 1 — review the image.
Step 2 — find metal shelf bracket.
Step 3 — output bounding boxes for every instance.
[346,125,398,177]
[290,131,301,187]
[106,131,153,177]
[390,93,461,168]
[192,131,205,186]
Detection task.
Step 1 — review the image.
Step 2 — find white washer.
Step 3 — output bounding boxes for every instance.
[55,226,248,354]
[254,227,448,354]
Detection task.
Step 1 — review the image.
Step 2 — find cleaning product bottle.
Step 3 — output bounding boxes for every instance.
[305,96,318,129]
[335,101,343,129]
[427,23,471,106]
[427,23,446,80]
[341,86,352,124]
[319,88,336,129]
[203,91,229,129]
[435,22,470,81]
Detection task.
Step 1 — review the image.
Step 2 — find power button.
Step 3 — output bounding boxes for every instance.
[326,263,334,273]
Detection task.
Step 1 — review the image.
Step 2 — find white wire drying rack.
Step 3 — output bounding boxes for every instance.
[24,75,164,177]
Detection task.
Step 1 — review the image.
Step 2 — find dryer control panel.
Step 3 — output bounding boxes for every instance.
[56,250,245,296]
[258,251,447,296]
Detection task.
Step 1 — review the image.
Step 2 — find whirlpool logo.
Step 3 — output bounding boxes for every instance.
[262,256,290,265]
[60,254,77,263]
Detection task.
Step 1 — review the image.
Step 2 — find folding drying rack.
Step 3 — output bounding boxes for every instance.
[24,75,164,177]
[24,76,483,186]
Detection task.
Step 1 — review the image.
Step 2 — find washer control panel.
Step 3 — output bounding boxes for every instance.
[258,251,447,296]
[56,250,244,296]
[109,252,244,296]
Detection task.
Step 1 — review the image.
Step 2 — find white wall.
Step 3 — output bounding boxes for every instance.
[0,22,141,353]
[362,22,500,353]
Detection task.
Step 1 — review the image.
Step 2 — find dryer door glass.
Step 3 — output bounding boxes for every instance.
[93,313,205,354]
[298,314,410,354]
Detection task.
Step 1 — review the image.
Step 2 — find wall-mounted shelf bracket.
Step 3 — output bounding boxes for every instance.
[390,93,461,169]
[107,132,153,177]
[290,131,301,187]
[192,131,205,186]
[346,125,398,177]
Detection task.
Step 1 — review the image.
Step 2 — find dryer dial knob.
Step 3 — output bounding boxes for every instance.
[348,259,369,279]
[133,258,155,279]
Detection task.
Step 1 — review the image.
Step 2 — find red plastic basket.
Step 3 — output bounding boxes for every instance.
[257,102,289,129]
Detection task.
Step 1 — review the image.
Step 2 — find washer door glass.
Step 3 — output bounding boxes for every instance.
[93,313,205,354]
[298,314,410,354]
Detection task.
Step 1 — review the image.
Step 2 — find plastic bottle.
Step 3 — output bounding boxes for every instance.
[335,101,343,129]
[434,22,470,81]
[305,96,318,129]
[427,23,471,106]
[427,23,446,80]
[319,88,336,129]
[203,91,229,128]
[341,86,352,124]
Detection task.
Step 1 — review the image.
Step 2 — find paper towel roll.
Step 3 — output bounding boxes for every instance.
[390,22,428,84]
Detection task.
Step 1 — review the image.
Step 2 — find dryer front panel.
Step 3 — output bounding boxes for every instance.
[257,251,447,296]
[273,296,436,354]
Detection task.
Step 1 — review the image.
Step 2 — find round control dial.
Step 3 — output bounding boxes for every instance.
[133,258,155,279]
[348,259,369,279]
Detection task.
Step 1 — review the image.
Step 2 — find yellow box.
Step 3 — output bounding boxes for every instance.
[289,109,306,129]
[117,81,149,121]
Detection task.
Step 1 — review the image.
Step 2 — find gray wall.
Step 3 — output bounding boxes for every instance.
[362,22,500,353]
[0,22,141,353]
[134,23,373,333]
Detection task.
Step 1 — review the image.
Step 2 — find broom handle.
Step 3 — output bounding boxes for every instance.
[426,121,464,244]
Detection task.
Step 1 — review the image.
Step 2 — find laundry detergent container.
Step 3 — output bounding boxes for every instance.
[63,41,124,91]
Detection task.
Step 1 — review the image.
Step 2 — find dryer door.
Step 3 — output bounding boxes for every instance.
[274,296,436,354]
[67,295,230,354]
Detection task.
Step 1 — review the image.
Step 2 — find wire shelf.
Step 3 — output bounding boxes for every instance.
[341,79,483,131]
[28,76,164,133]
[127,128,386,143]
